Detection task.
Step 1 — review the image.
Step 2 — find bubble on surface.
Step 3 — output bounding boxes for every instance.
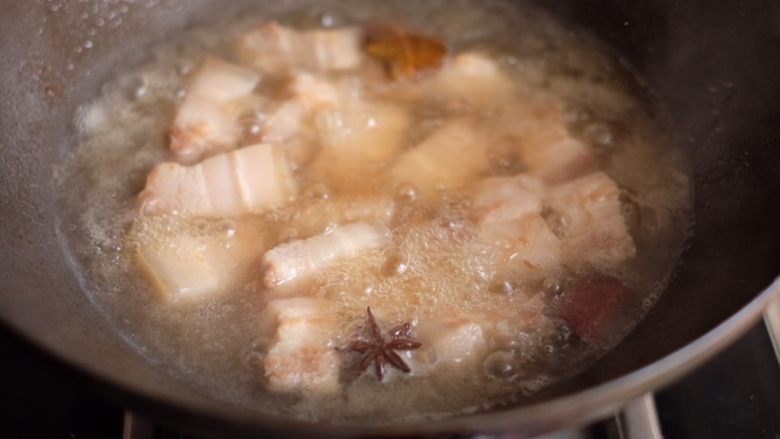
[60,0,693,424]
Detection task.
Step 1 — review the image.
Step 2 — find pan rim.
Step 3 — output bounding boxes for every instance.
[3,273,778,437]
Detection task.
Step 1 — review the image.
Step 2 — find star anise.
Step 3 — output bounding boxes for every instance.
[344,307,422,381]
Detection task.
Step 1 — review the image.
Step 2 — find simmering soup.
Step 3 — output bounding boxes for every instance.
[60,0,692,422]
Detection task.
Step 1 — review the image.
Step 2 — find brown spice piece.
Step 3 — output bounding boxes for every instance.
[363,24,447,80]
[343,307,422,381]
[551,274,634,343]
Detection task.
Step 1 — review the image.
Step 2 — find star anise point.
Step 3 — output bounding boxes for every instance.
[343,307,421,381]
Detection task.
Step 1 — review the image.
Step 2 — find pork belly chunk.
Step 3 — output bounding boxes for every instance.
[261,222,390,295]
[316,100,410,163]
[417,318,488,367]
[500,98,597,184]
[135,219,266,302]
[412,304,551,374]
[262,298,341,394]
[486,95,596,184]
[390,119,489,193]
[170,57,259,164]
[519,123,596,184]
[471,174,562,280]
[505,214,563,280]
[432,52,516,106]
[472,174,545,240]
[260,72,342,144]
[546,172,636,270]
[238,22,362,73]
[136,229,219,302]
[306,94,410,191]
[137,143,296,217]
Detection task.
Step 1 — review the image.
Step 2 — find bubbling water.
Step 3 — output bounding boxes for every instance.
[57,0,692,423]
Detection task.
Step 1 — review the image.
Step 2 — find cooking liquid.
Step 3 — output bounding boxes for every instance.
[57,0,693,423]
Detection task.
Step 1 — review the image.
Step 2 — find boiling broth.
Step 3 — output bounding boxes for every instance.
[58,0,693,423]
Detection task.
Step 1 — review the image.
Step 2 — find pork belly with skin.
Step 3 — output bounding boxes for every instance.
[238,22,363,73]
[261,298,341,394]
[261,222,390,296]
[545,171,636,271]
[519,123,596,184]
[424,51,595,185]
[134,219,266,302]
[471,171,634,280]
[431,52,516,106]
[471,174,563,281]
[504,214,563,280]
[504,99,597,184]
[417,318,487,367]
[260,72,342,144]
[379,51,515,106]
[396,317,488,377]
[316,100,410,163]
[411,299,551,375]
[170,57,260,164]
[471,174,545,241]
[137,143,296,217]
[309,99,411,189]
[390,119,490,193]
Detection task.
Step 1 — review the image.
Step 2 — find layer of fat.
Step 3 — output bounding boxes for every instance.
[132,216,267,303]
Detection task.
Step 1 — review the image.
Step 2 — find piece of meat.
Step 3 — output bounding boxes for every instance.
[261,222,390,295]
[316,100,410,163]
[432,52,516,106]
[260,72,342,144]
[551,274,635,343]
[486,95,596,184]
[493,293,550,332]
[304,95,410,192]
[170,57,260,164]
[519,123,597,184]
[419,318,487,366]
[262,297,341,394]
[390,119,489,193]
[238,22,362,73]
[410,297,555,375]
[505,214,563,280]
[137,143,296,217]
[546,172,636,270]
[471,175,562,281]
[134,218,266,302]
[472,174,546,239]
[135,229,219,301]
[375,51,516,106]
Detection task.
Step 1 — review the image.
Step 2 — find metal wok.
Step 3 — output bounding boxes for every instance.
[1,0,779,437]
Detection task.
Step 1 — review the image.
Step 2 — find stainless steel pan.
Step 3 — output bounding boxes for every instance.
[1,0,779,437]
